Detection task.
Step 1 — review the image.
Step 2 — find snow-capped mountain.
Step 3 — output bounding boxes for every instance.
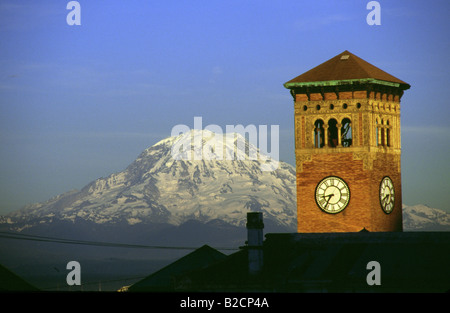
[403,204,450,231]
[0,130,297,233]
[1,130,448,236]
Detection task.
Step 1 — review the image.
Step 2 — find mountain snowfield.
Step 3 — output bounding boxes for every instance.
[402,204,450,231]
[1,130,297,232]
[0,129,449,234]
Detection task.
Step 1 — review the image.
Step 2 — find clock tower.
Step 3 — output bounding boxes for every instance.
[284,51,410,233]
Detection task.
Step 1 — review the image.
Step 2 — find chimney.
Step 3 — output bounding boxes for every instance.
[246,212,264,275]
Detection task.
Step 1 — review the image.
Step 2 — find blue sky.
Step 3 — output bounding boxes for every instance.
[0,0,449,214]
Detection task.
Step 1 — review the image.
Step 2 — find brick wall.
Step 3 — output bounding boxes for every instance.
[291,83,405,233]
[297,152,402,233]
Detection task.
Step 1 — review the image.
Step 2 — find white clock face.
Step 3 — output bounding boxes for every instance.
[315,176,350,213]
[380,176,395,213]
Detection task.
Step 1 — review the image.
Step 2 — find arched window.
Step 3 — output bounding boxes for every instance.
[328,119,338,147]
[386,120,390,147]
[341,118,352,147]
[376,119,380,146]
[380,119,385,146]
[314,120,324,148]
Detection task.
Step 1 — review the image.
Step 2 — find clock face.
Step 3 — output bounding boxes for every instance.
[380,176,395,213]
[315,176,350,213]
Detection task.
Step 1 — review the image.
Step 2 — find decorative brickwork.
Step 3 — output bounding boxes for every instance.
[285,51,410,233]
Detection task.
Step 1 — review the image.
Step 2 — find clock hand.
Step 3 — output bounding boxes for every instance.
[324,194,333,207]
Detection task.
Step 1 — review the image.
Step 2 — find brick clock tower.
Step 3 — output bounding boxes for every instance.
[284,51,410,233]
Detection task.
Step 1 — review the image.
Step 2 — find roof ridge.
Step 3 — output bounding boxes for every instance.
[348,51,405,84]
[346,50,376,78]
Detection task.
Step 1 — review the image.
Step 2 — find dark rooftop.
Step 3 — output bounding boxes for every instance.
[128,244,227,292]
[170,232,450,293]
